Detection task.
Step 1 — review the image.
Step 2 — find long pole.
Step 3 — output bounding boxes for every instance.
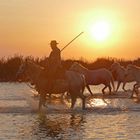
[60,32,84,52]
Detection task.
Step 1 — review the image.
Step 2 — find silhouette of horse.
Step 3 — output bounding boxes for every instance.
[16,60,86,111]
[70,62,115,95]
[126,64,140,97]
[111,62,134,91]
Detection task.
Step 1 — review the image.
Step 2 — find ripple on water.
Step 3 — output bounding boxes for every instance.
[0,82,140,140]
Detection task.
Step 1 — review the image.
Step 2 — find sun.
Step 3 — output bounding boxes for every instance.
[90,20,111,42]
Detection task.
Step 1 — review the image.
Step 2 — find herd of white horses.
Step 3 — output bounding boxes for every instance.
[16,60,140,111]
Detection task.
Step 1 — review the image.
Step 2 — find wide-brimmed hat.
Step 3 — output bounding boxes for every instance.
[50,40,59,45]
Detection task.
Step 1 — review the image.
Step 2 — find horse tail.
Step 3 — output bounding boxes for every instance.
[110,74,115,92]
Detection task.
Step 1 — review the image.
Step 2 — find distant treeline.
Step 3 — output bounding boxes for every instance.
[0,55,139,82]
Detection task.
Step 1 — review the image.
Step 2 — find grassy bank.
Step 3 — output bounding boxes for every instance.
[0,55,139,82]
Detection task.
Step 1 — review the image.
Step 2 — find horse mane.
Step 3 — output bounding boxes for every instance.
[74,62,88,70]
[111,62,125,71]
[26,60,44,70]
[113,62,120,66]
[127,64,140,70]
[119,65,125,71]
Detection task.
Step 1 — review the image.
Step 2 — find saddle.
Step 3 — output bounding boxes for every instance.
[55,66,66,79]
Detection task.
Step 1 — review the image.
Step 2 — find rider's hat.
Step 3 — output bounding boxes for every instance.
[50,40,59,45]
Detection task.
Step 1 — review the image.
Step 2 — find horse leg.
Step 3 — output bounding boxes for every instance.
[60,92,66,101]
[102,85,107,95]
[130,83,138,98]
[78,93,86,110]
[133,83,138,89]
[60,92,64,99]
[116,81,121,92]
[131,87,136,98]
[134,84,139,97]
[81,86,85,94]
[39,92,46,108]
[39,92,46,111]
[130,89,135,98]
[108,85,112,95]
[122,82,127,92]
[135,89,139,97]
[70,95,77,109]
[86,85,93,96]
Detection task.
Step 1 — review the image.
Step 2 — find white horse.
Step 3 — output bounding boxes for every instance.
[70,62,115,95]
[126,64,140,97]
[110,62,135,91]
[16,60,86,110]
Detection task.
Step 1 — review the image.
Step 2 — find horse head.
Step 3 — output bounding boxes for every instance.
[110,62,121,72]
[125,64,136,78]
[16,60,28,81]
[126,64,136,74]
[70,62,88,75]
[69,62,79,72]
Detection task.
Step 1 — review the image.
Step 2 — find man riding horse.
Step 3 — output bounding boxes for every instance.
[45,40,64,93]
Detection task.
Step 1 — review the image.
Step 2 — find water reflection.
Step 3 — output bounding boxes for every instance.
[37,113,63,139]
[1,83,140,139]
[87,97,110,108]
[132,97,140,103]
[33,113,86,139]
[70,114,85,127]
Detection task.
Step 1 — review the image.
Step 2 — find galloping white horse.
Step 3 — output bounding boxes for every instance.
[70,62,115,95]
[16,60,86,110]
[126,64,140,97]
[111,62,134,91]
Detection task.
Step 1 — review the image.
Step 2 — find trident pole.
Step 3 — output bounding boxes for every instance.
[60,32,84,52]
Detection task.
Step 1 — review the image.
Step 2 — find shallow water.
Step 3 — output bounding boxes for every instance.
[0,82,140,140]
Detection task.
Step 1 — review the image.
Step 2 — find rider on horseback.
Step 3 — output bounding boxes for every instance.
[45,40,64,93]
[47,40,61,76]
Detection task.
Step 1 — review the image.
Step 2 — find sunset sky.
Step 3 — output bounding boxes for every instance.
[0,0,140,60]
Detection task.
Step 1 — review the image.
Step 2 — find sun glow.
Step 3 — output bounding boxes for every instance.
[90,20,111,42]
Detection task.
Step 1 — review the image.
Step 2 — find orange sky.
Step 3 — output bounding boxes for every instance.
[0,0,140,60]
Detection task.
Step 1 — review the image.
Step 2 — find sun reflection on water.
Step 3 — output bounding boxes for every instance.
[87,98,111,107]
